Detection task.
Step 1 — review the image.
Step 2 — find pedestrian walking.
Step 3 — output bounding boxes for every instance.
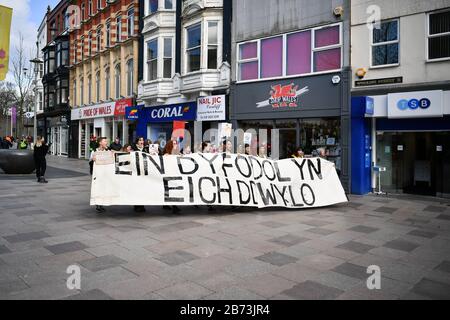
[33,136,50,183]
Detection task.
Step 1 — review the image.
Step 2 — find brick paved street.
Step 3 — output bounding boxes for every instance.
[1,156,450,300]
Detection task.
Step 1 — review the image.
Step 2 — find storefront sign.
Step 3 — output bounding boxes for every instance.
[355,77,403,87]
[115,98,134,116]
[125,106,142,120]
[91,153,348,209]
[256,83,309,109]
[387,90,443,119]
[197,95,226,121]
[71,102,115,120]
[143,102,197,123]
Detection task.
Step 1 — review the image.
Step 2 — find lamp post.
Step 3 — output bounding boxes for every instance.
[30,42,43,144]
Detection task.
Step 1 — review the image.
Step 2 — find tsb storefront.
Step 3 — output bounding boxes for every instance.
[352,90,450,197]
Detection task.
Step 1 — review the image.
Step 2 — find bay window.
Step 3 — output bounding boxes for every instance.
[428,10,450,60]
[163,38,173,78]
[186,23,201,72]
[207,21,218,69]
[237,23,342,81]
[147,39,158,80]
[371,20,399,67]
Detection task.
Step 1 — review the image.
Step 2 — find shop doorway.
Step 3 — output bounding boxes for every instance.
[376,131,450,197]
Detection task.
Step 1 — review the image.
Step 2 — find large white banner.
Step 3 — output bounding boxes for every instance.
[90,152,348,209]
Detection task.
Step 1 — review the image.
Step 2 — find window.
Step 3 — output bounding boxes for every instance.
[88,75,92,103]
[106,22,111,47]
[163,38,173,78]
[96,27,102,52]
[48,49,55,73]
[97,0,102,11]
[261,36,283,78]
[73,40,78,64]
[237,23,342,81]
[165,0,173,10]
[61,40,69,66]
[38,92,43,111]
[88,33,92,56]
[116,16,122,43]
[81,37,85,60]
[64,10,70,30]
[238,42,258,80]
[371,20,399,67]
[80,77,84,105]
[56,43,62,67]
[58,79,68,104]
[73,80,77,106]
[207,21,218,69]
[88,0,93,16]
[81,4,85,21]
[149,0,158,14]
[126,59,134,96]
[186,23,201,72]
[147,39,158,80]
[50,21,56,40]
[115,64,121,99]
[96,71,101,102]
[428,10,450,60]
[127,8,135,37]
[105,67,110,99]
[39,63,43,78]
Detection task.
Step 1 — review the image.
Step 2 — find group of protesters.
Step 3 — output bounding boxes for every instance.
[0,135,34,150]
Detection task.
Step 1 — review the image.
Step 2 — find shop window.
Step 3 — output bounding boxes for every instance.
[428,10,450,60]
[126,59,134,96]
[313,25,341,72]
[207,21,218,69]
[147,39,158,80]
[371,20,399,67]
[238,42,258,81]
[186,23,201,72]
[287,30,311,75]
[163,38,173,78]
[261,36,283,78]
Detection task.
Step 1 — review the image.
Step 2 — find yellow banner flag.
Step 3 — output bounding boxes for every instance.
[0,5,13,81]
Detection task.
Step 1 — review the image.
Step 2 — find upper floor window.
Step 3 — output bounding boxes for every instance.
[149,0,158,14]
[88,0,93,16]
[115,64,121,99]
[428,10,450,61]
[96,71,101,102]
[207,21,218,69]
[73,80,77,106]
[371,20,399,67]
[81,4,85,21]
[97,0,102,11]
[80,77,84,105]
[237,23,342,81]
[81,37,85,60]
[163,38,173,78]
[64,10,70,30]
[106,22,111,47]
[165,0,173,10]
[105,67,111,99]
[73,40,78,64]
[88,33,93,56]
[147,39,158,80]
[126,59,134,96]
[127,8,135,37]
[116,16,122,43]
[96,27,102,52]
[88,75,92,103]
[186,23,201,72]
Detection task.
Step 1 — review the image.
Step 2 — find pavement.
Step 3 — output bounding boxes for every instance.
[0,156,450,300]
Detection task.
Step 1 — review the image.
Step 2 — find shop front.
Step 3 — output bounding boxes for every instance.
[47,115,70,157]
[352,90,450,198]
[71,98,134,159]
[231,73,348,176]
[135,102,198,151]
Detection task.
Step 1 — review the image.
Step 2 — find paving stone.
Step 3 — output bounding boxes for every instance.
[281,280,344,300]
[80,255,127,272]
[411,278,450,300]
[383,239,420,252]
[407,229,438,239]
[423,206,447,213]
[79,223,112,231]
[374,207,399,214]
[157,250,200,266]
[434,261,450,274]
[44,241,88,255]
[156,281,213,300]
[203,286,265,300]
[268,234,309,247]
[0,278,29,295]
[306,228,336,236]
[259,221,286,228]
[436,214,450,221]
[13,210,49,217]
[348,225,379,234]
[336,240,376,254]
[302,220,332,227]
[0,245,11,255]
[332,262,368,280]
[4,231,51,243]
[255,252,298,266]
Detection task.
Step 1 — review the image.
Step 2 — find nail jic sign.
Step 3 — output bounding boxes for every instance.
[71,103,115,120]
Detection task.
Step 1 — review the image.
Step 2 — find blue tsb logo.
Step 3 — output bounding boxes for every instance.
[397,98,431,111]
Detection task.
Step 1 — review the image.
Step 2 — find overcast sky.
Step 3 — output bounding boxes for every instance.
[2,0,59,82]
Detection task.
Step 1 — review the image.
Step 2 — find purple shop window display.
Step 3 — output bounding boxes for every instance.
[287,30,311,76]
[260,36,283,78]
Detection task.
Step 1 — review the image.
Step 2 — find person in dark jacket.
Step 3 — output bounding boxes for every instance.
[33,136,50,183]
[109,137,122,151]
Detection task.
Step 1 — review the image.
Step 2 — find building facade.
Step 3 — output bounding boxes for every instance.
[36,14,47,120]
[40,1,71,157]
[351,0,450,198]
[230,0,352,191]
[69,0,140,159]
[135,0,231,150]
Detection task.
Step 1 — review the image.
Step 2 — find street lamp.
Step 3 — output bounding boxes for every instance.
[30,43,43,144]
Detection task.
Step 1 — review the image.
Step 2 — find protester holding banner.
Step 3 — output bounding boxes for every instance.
[163,140,181,213]
[122,144,132,152]
[132,137,149,154]
[90,137,111,213]
[259,144,268,159]
[292,147,305,159]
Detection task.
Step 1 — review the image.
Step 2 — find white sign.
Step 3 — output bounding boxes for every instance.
[71,102,116,120]
[218,123,232,139]
[197,95,226,121]
[25,112,35,119]
[90,153,348,208]
[387,90,443,119]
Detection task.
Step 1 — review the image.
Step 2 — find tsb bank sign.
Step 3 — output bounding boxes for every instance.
[388,90,443,119]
